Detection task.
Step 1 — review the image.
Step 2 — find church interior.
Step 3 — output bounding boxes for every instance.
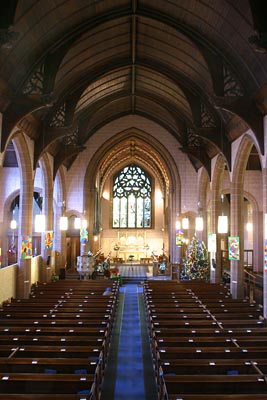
[1,0,267,398]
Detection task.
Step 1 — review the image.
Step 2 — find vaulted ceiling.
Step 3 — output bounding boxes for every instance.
[0,0,267,177]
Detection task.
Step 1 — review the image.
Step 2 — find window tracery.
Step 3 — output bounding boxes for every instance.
[112,164,151,228]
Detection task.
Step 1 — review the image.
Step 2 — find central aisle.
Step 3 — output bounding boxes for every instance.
[101,283,158,400]
[114,284,145,399]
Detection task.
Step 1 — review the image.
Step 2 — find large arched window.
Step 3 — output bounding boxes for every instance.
[113,164,152,228]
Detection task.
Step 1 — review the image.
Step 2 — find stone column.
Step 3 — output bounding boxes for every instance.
[41,179,54,283]
[262,167,267,317]
[53,202,67,275]
[210,185,222,283]
[230,182,244,299]
[17,175,34,298]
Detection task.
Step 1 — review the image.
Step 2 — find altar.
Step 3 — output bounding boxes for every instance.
[117,250,146,262]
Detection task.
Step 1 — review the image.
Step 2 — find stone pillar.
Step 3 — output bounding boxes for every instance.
[262,167,267,317]
[53,203,67,275]
[17,175,34,299]
[41,170,54,283]
[230,182,244,299]
[210,182,222,283]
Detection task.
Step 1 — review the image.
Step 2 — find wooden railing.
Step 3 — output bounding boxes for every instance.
[244,268,263,305]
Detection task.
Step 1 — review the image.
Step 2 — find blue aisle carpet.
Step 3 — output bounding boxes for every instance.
[101,283,158,400]
[114,284,145,399]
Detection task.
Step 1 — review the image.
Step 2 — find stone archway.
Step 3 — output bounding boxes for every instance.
[84,127,181,264]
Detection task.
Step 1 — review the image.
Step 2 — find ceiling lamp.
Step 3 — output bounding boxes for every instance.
[246,222,253,232]
[195,216,203,232]
[218,194,228,233]
[60,200,68,231]
[182,216,189,229]
[195,201,204,232]
[35,214,46,233]
[81,219,88,229]
[10,219,17,230]
[218,215,228,233]
[60,216,68,231]
[176,219,181,230]
[74,217,81,229]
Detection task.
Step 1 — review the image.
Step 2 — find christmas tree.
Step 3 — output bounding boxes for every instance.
[180,234,209,281]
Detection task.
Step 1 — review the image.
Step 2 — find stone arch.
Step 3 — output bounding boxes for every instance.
[230,134,262,297]
[84,127,181,261]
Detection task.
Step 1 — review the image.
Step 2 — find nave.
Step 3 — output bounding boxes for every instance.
[0,278,267,399]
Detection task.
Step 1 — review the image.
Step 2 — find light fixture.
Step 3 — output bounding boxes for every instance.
[246,222,253,232]
[246,205,253,232]
[218,215,228,233]
[195,216,203,232]
[60,200,68,231]
[195,202,203,232]
[35,214,46,233]
[218,194,228,234]
[10,219,17,230]
[10,204,18,230]
[182,216,189,229]
[176,219,181,230]
[81,219,88,229]
[74,217,81,229]
[60,216,68,231]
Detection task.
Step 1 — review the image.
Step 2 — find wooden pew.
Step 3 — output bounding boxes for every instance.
[0,357,101,374]
[0,396,95,400]
[0,279,119,398]
[167,395,267,400]
[0,334,106,347]
[0,326,108,337]
[143,281,267,400]
[0,344,103,358]
[160,374,267,398]
[159,358,261,375]
[153,326,267,337]
[0,372,97,397]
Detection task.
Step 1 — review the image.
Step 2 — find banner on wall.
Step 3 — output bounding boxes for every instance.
[208,233,216,252]
[44,231,53,249]
[228,236,240,261]
[21,235,32,259]
[80,228,88,243]
[176,229,184,246]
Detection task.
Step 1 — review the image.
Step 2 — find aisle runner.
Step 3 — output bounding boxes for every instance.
[114,284,145,399]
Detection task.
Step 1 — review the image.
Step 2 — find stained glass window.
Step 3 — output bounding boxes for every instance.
[113,164,152,228]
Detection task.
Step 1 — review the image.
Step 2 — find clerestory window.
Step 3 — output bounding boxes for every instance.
[112,164,152,228]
